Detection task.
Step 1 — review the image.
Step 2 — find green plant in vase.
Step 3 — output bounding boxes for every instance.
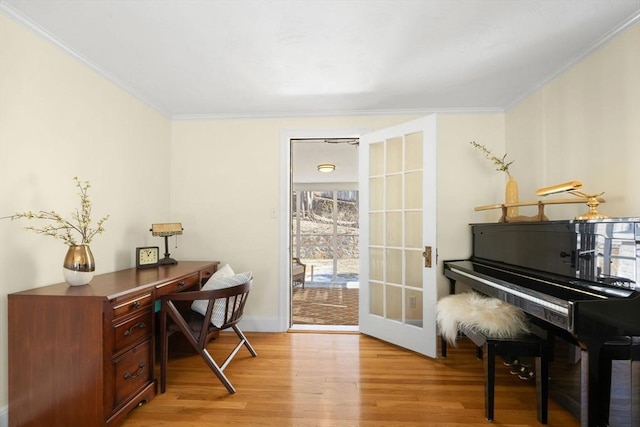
[469,141,514,176]
[469,141,519,217]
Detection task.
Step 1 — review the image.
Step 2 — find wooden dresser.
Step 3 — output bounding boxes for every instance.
[8,261,219,427]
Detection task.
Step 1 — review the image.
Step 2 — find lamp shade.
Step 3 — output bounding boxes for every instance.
[536,180,583,197]
[151,223,183,236]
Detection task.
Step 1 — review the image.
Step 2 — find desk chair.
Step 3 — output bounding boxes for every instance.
[160,280,256,394]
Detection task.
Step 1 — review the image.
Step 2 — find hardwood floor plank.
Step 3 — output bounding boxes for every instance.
[121,332,580,426]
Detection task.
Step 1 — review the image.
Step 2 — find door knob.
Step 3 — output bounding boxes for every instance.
[422,246,432,268]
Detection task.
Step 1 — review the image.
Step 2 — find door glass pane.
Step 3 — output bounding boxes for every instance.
[405,211,422,248]
[386,137,403,173]
[386,174,402,210]
[386,212,402,247]
[386,248,402,285]
[405,171,422,210]
[386,285,402,322]
[370,142,384,175]
[405,132,423,171]
[405,249,423,289]
[370,281,383,316]
[369,177,384,211]
[369,247,383,281]
[406,288,423,327]
[369,212,383,246]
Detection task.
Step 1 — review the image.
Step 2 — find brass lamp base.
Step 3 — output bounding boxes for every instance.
[576,211,609,220]
[575,195,608,220]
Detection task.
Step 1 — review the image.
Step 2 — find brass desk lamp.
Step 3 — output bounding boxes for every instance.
[536,181,608,220]
[151,223,183,265]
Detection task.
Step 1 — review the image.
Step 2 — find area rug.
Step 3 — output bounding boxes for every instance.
[292,287,359,325]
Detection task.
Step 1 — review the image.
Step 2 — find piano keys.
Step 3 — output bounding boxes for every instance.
[443,218,640,427]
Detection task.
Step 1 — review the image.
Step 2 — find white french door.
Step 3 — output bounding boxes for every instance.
[358,115,437,357]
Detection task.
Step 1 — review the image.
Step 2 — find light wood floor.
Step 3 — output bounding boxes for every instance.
[121,332,580,427]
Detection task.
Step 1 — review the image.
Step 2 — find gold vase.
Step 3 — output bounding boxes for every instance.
[505,174,519,217]
[63,244,95,286]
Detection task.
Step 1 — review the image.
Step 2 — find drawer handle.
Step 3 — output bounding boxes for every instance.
[177,281,186,288]
[124,363,145,380]
[123,322,146,336]
[131,301,141,309]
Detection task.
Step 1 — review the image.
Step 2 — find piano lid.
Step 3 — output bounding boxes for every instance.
[470,218,639,291]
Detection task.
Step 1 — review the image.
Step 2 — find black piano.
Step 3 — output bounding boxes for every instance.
[443,218,640,427]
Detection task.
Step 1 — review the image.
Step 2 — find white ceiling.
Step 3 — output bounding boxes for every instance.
[2,0,639,119]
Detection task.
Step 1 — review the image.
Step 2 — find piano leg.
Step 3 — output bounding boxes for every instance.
[599,355,613,427]
[441,336,448,358]
[536,344,550,424]
[580,340,610,427]
[484,342,496,421]
[580,348,590,427]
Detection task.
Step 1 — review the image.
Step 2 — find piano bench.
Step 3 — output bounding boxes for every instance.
[459,327,550,424]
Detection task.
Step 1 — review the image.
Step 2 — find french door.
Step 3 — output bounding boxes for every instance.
[358,115,438,357]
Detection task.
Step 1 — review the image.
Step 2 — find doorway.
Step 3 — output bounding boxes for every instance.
[290,138,359,329]
[279,119,437,356]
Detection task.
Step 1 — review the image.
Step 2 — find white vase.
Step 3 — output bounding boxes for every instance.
[63,244,95,286]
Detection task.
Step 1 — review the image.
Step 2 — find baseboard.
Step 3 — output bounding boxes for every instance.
[239,315,283,332]
[0,404,7,427]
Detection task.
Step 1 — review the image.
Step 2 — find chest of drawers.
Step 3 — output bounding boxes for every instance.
[8,261,219,427]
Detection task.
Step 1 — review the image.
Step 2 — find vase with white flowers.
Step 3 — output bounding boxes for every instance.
[469,141,519,217]
[2,177,110,285]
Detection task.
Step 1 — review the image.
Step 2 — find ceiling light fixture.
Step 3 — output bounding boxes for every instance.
[317,163,335,173]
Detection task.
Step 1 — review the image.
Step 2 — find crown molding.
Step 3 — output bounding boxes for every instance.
[171,107,505,121]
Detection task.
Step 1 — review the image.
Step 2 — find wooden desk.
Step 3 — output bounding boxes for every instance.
[8,261,219,427]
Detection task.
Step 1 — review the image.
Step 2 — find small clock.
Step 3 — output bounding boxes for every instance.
[136,246,160,269]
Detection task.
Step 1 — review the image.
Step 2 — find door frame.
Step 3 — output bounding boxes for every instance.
[278,127,370,331]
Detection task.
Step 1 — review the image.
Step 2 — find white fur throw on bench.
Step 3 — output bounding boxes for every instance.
[436,292,530,346]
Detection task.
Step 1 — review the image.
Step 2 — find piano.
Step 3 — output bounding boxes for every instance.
[443,218,640,427]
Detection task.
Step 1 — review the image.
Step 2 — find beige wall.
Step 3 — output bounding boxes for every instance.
[506,22,640,220]
[0,14,171,409]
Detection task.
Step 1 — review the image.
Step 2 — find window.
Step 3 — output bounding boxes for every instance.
[292,190,359,285]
